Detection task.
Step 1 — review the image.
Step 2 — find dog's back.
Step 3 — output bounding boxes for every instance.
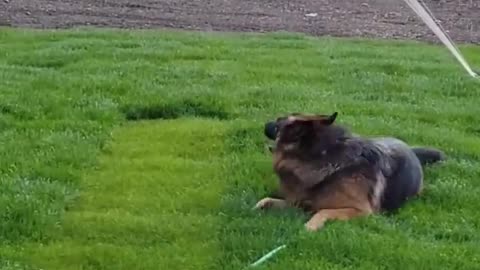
[369,137,425,212]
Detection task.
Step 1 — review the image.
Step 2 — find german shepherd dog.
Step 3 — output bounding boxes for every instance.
[254,112,445,231]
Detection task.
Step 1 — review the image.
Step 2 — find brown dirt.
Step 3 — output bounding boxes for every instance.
[1,0,479,44]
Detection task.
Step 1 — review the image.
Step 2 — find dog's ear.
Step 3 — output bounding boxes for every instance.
[320,112,338,125]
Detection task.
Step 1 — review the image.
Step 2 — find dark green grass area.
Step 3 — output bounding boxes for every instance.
[0,27,480,269]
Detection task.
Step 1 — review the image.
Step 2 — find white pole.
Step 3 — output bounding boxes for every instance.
[403,0,478,78]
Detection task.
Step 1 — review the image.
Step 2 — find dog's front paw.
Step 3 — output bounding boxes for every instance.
[253,197,276,210]
[304,220,323,232]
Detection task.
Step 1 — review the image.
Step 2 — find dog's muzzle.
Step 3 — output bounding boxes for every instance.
[264,121,277,140]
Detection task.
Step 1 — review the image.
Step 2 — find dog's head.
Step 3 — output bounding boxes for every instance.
[265,112,348,154]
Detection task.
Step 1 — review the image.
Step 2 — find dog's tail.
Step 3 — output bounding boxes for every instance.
[412,147,446,166]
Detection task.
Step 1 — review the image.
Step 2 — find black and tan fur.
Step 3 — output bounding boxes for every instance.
[254,112,445,231]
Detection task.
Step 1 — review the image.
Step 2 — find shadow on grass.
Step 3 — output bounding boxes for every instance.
[121,99,231,121]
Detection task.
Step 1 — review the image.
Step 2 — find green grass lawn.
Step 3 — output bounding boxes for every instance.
[1,27,480,269]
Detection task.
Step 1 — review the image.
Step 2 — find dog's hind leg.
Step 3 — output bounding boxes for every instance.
[304,208,372,231]
[253,197,288,210]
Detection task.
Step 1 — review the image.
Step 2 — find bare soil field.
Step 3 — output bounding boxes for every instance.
[1,0,479,43]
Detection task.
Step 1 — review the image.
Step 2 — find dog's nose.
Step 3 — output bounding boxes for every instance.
[264,121,277,140]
